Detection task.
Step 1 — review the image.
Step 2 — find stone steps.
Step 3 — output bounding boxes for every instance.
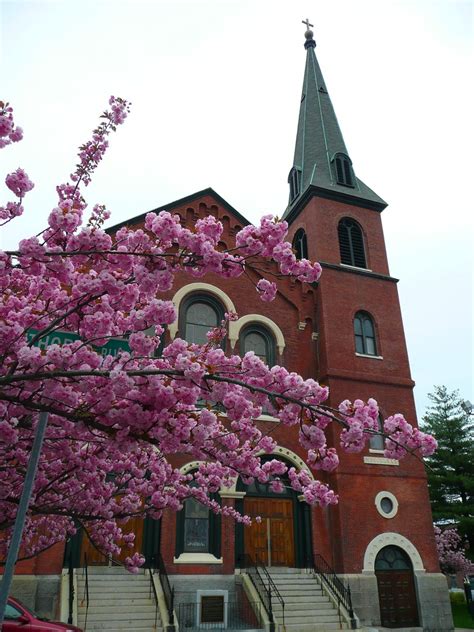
[266,569,348,631]
[76,568,162,632]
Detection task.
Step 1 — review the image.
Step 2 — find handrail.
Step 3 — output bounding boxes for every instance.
[310,554,357,628]
[67,554,74,624]
[240,554,284,630]
[157,552,175,626]
[146,554,159,631]
[254,554,284,625]
[82,552,90,630]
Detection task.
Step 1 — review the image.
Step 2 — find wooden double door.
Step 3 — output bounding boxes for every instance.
[244,497,295,567]
[80,516,144,566]
[376,569,419,627]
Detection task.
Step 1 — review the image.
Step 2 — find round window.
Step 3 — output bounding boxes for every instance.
[375,491,398,519]
[380,497,394,514]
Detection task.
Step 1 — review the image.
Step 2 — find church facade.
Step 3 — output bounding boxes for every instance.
[10,28,453,631]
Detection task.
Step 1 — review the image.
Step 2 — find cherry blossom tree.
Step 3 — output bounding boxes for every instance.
[434,526,474,575]
[0,98,437,572]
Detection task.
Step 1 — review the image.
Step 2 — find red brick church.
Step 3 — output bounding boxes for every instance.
[8,26,453,632]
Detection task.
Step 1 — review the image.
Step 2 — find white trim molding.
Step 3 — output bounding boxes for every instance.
[230,314,286,355]
[364,455,399,466]
[374,491,399,519]
[168,283,236,340]
[363,532,425,573]
[219,444,315,496]
[173,553,223,565]
[355,352,383,360]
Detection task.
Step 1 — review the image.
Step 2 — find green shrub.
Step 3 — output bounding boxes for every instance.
[450,591,466,605]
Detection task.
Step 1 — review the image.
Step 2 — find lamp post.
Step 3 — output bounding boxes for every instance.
[0,411,49,626]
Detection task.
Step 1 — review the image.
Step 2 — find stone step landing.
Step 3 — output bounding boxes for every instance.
[76,567,162,632]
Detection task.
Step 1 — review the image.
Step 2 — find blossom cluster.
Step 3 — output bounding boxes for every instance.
[434,526,474,575]
[1,102,33,225]
[0,98,437,570]
[0,101,23,149]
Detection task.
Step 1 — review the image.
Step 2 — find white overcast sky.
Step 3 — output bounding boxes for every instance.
[1,0,472,418]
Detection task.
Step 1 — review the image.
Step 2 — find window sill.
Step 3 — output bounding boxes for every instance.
[340,263,372,272]
[173,553,223,565]
[363,456,399,466]
[369,448,385,454]
[355,352,383,360]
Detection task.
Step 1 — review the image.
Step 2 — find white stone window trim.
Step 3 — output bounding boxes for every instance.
[232,313,286,356]
[173,553,223,565]
[375,491,399,519]
[364,455,399,466]
[168,283,236,341]
[340,263,373,272]
[355,352,383,360]
[362,532,425,573]
[168,285,286,356]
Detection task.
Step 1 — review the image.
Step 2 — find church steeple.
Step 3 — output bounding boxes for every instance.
[283,23,386,220]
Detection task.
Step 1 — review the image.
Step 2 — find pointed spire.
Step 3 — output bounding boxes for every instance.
[283,23,386,220]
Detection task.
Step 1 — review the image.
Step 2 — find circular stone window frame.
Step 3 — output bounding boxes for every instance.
[375,490,398,519]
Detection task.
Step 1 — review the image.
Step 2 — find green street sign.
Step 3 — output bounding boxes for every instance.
[26,329,130,357]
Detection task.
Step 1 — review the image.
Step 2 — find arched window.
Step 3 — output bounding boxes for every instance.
[288,167,301,202]
[240,325,276,366]
[354,311,377,356]
[175,477,221,558]
[375,546,412,571]
[333,153,354,187]
[370,414,385,451]
[183,496,210,553]
[292,228,308,260]
[181,294,224,345]
[338,218,367,268]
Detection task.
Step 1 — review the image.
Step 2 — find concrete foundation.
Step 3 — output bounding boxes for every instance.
[9,575,61,619]
[343,572,454,631]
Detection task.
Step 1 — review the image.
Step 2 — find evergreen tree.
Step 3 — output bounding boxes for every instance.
[422,386,474,552]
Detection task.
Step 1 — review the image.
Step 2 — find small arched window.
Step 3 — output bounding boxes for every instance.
[338,218,367,268]
[375,546,412,571]
[288,167,301,203]
[176,477,221,558]
[240,325,276,366]
[370,413,385,451]
[181,294,224,345]
[333,153,354,187]
[354,311,377,356]
[292,228,308,260]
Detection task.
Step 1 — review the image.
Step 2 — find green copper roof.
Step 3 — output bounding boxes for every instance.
[283,31,386,220]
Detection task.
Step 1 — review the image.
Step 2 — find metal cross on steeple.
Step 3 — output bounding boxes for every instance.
[302,18,314,30]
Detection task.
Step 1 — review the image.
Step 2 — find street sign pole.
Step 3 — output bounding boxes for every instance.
[0,411,49,626]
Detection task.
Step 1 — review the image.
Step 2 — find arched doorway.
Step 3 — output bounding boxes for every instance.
[234,458,313,568]
[375,545,419,627]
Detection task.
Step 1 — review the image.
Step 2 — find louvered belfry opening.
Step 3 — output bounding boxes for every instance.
[338,218,367,268]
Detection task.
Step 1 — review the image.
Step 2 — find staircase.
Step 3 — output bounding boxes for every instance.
[267,568,349,631]
[76,566,162,631]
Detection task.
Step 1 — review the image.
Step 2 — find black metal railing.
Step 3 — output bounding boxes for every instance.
[145,554,160,631]
[157,552,175,627]
[176,599,263,631]
[67,554,74,624]
[81,552,90,630]
[240,554,284,630]
[310,554,356,628]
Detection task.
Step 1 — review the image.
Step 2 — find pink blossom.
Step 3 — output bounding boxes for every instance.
[5,168,34,198]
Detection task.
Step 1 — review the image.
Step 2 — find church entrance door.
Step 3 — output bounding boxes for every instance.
[244,497,295,567]
[79,516,144,566]
[375,546,419,627]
